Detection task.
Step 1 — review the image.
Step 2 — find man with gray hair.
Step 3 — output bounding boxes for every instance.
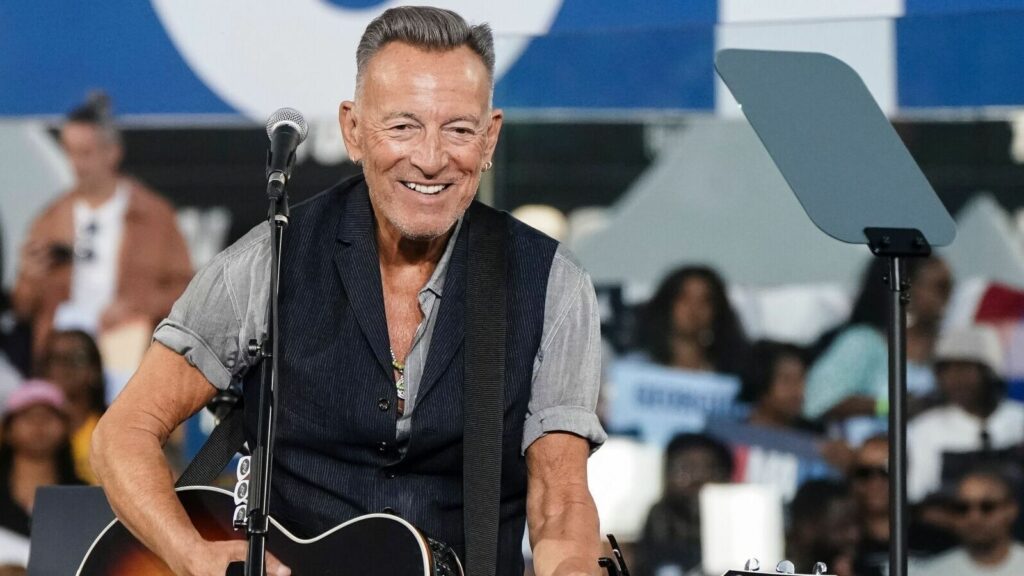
[92,6,605,576]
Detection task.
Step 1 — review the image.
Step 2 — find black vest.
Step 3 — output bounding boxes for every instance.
[242,176,558,573]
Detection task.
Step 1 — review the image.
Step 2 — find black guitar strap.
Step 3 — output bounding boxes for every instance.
[463,204,508,576]
[175,395,245,488]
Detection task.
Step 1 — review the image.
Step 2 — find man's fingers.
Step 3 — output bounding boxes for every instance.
[265,550,292,576]
[223,542,290,576]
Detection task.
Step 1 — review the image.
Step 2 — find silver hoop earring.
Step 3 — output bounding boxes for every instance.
[482,161,493,172]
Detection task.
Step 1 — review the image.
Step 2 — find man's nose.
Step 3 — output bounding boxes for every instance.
[409,129,448,176]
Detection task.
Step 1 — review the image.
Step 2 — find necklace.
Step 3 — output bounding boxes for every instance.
[389,348,407,416]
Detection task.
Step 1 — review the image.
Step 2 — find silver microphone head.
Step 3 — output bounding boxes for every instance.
[265,107,308,142]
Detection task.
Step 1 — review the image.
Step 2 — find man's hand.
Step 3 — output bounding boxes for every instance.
[20,239,64,281]
[526,433,601,576]
[175,540,290,576]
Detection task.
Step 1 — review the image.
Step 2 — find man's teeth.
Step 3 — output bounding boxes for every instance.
[403,182,446,195]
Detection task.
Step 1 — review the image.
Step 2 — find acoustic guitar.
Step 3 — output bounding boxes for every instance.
[76,486,463,575]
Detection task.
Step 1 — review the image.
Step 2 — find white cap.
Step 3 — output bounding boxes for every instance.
[935,325,1003,375]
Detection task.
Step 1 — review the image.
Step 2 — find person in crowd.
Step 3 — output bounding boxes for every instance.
[739,340,858,473]
[850,435,891,576]
[918,468,1024,575]
[37,330,105,484]
[786,479,859,576]
[635,265,749,375]
[635,433,734,575]
[11,93,192,363]
[907,325,1024,503]
[851,434,958,576]
[0,381,83,539]
[740,340,820,433]
[804,256,952,426]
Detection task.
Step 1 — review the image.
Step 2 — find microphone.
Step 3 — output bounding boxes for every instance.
[265,107,309,196]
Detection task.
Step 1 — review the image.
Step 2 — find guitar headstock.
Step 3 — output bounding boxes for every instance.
[722,558,834,576]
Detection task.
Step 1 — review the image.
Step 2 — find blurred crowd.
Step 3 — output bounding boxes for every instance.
[0,96,192,572]
[595,258,1024,576]
[1,95,1023,576]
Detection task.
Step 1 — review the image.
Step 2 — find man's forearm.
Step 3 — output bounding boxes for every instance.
[529,495,601,576]
[526,433,602,576]
[91,343,220,574]
[92,410,205,573]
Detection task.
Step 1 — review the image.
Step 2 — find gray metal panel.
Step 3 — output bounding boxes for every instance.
[715,49,955,247]
[28,486,114,575]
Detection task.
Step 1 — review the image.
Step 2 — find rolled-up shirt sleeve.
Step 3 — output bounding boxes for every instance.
[521,244,608,455]
[153,224,271,390]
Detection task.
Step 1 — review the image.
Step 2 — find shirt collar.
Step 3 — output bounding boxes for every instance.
[420,218,463,298]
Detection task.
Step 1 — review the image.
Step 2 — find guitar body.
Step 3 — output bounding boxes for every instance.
[77,486,463,576]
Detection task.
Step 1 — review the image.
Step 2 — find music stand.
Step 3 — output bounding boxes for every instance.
[714,49,956,576]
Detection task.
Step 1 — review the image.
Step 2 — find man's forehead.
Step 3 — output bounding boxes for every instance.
[362,42,490,89]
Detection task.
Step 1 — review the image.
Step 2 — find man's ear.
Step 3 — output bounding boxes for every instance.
[339,100,362,163]
[482,108,503,166]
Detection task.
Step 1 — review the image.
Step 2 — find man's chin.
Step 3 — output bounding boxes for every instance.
[393,219,457,243]
[387,215,460,241]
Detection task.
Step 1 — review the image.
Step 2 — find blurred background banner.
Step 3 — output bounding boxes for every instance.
[6,1,1024,121]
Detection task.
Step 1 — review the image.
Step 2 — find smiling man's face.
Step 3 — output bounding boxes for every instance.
[340,41,502,241]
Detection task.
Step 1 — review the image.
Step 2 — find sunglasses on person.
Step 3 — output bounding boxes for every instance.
[851,465,889,482]
[950,498,1008,516]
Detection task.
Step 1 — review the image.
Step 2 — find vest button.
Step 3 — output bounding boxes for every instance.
[377,398,390,411]
[378,441,389,454]
[386,471,397,479]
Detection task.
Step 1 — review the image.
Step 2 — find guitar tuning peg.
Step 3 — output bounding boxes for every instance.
[232,503,248,529]
[236,455,251,480]
[744,558,761,571]
[775,560,795,574]
[813,562,828,575]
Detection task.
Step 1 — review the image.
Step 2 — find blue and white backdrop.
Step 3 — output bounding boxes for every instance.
[3,0,1024,122]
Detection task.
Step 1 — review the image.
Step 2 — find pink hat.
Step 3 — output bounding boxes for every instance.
[4,380,67,417]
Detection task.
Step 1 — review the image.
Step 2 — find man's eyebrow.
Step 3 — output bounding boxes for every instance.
[445,115,480,124]
[382,111,421,122]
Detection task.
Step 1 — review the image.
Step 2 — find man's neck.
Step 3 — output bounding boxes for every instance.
[376,225,452,270]
[74,176,120,208]
[968,538,1012,567]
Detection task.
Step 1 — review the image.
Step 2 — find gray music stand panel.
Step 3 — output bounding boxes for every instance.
[715,49,955,247]
[28,486,115,575]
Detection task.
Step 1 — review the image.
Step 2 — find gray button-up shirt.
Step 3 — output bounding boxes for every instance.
[155,217,607,455]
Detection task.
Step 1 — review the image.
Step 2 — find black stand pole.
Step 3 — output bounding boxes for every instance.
[865,227,931,576]
[243,180,290,576]
[886,255,909,576]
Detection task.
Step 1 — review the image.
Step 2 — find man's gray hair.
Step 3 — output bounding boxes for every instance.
[356,6,495,93]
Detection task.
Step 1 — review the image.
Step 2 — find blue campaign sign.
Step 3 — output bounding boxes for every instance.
[606,358,741,445]
[705,419,839,502]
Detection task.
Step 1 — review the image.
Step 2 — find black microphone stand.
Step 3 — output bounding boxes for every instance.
[242,157,295,576]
